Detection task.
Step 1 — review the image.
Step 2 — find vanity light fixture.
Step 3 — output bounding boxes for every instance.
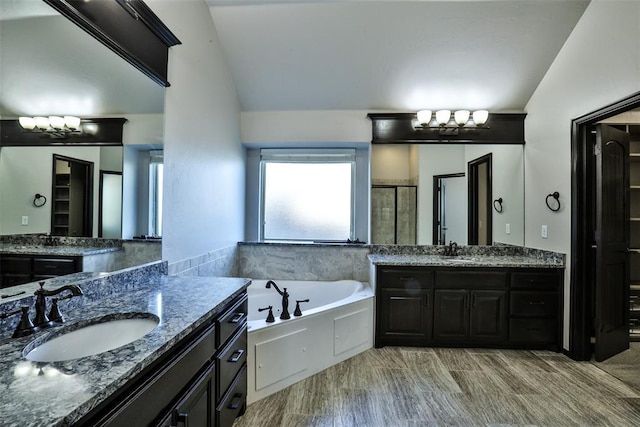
[18,115,83,138]
[414,109,490,135]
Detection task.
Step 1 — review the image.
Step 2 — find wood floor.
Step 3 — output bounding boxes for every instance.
[233,347,640,426]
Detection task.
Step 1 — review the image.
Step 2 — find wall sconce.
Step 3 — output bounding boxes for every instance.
[414,109,489,135]
[19,116,83,138]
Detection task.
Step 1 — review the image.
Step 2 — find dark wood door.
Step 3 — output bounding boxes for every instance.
[594,124,630,361]
[433,289,469,341]
[377,288,432,345]
[469,290,508,342]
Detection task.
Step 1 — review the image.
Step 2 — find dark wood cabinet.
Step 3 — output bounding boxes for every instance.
[375,265,561,350]
[433,289,468,341]
[0,254,82,288]
[375,268,433,346]
[469,290,508,342]
[77,292,248,427]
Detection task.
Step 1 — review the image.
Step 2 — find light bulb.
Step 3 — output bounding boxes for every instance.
[49,116,65,130]
[64,116,81,130]
[34,116,50,130]
[19,117,36,130]
[416,110,432,126]
[454,110,470,126]
[435,110,451,126]
[473,110,489,126]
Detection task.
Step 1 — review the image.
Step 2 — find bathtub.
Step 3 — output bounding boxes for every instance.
[246,279,374,404]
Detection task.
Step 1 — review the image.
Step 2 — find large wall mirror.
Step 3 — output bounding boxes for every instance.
[0,0,165,240]
[371,144,524,246]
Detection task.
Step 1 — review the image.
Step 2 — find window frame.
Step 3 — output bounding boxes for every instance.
[258,149,357,243]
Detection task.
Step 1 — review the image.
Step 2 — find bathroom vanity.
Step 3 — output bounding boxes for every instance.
[370,250,564,350]
[0,264,249,427]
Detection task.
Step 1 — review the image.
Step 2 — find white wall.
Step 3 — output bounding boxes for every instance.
[241,110,372,144]
[0,146,102,235]
[465,144,525,246]
[149,1,244,264]
[417,145,466,244]
[524,0,640,349]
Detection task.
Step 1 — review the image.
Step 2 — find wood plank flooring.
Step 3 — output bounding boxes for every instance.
[233,347,640,426]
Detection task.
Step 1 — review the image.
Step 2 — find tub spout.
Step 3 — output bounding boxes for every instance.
[266,280,290,320]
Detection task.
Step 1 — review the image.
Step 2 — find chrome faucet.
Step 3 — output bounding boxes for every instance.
[265,280,290,320]
[443,241,459,256]
[33,282,83,328]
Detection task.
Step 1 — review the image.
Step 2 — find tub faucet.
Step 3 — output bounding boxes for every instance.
[443,241,459,257]
[266,280,290,320]
[34,282,83,328]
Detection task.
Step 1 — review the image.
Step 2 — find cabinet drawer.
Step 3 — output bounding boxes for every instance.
[98,323,217,427]
[434,270,507,289]
[33,257,79,275]
[510,271,560,290]
[509,318,557,344]
[0,256,31,273]
[378,268,433,289]
[217,364,247,427]
[217,294,248,348]
[510,291,558,317]
[217,325,247,401]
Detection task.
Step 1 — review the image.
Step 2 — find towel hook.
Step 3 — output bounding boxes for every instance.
[493,197,503,213]
[33,193,47,208]
[545,192,560,212]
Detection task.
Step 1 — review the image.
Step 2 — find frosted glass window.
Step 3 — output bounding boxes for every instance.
[262,161,353,241]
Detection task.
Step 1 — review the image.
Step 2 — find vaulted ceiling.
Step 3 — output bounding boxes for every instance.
[208,0,590,112]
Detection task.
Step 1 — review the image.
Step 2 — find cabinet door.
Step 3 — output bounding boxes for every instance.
[469,290,507,342]
[168,365,215,427]
[377,288,432,346]
[433,289,469,342]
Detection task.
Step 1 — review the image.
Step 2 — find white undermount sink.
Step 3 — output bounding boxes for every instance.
[23,313,159,363]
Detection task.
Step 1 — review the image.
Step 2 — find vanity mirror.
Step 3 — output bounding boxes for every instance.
[371,143,524,246]
[0,0,165,240]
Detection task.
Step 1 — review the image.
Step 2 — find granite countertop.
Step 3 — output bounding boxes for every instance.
[368,254,565,268]
[0,275,249,427]
[0,244,122,256]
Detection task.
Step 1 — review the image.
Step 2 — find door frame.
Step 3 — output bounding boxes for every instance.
[570,91,640,360]
[468,153,492,245]
[51,154,94,237]
[432,173,465,245]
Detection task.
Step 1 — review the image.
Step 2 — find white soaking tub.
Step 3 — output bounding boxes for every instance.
[246,279,374,403]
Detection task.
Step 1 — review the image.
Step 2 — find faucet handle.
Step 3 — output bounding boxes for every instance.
[48,298,64,323]
[258,306,275,323]
[12,306,38,338]
[294,299,310,317]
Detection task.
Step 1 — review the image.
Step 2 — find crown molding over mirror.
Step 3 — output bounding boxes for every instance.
[368,113,526,144]
[43,0,181,87]
[0,118,127,147]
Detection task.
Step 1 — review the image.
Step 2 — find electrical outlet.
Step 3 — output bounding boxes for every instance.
[21,216,28,226]
[541,225,548,239]
[505,223,511,234]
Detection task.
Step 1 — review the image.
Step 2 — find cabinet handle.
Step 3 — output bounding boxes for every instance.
[399,277,415,281]
[529,301,546,305]
[229,313,245,323]
[228,393,244,410]
[228,349,245,363]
